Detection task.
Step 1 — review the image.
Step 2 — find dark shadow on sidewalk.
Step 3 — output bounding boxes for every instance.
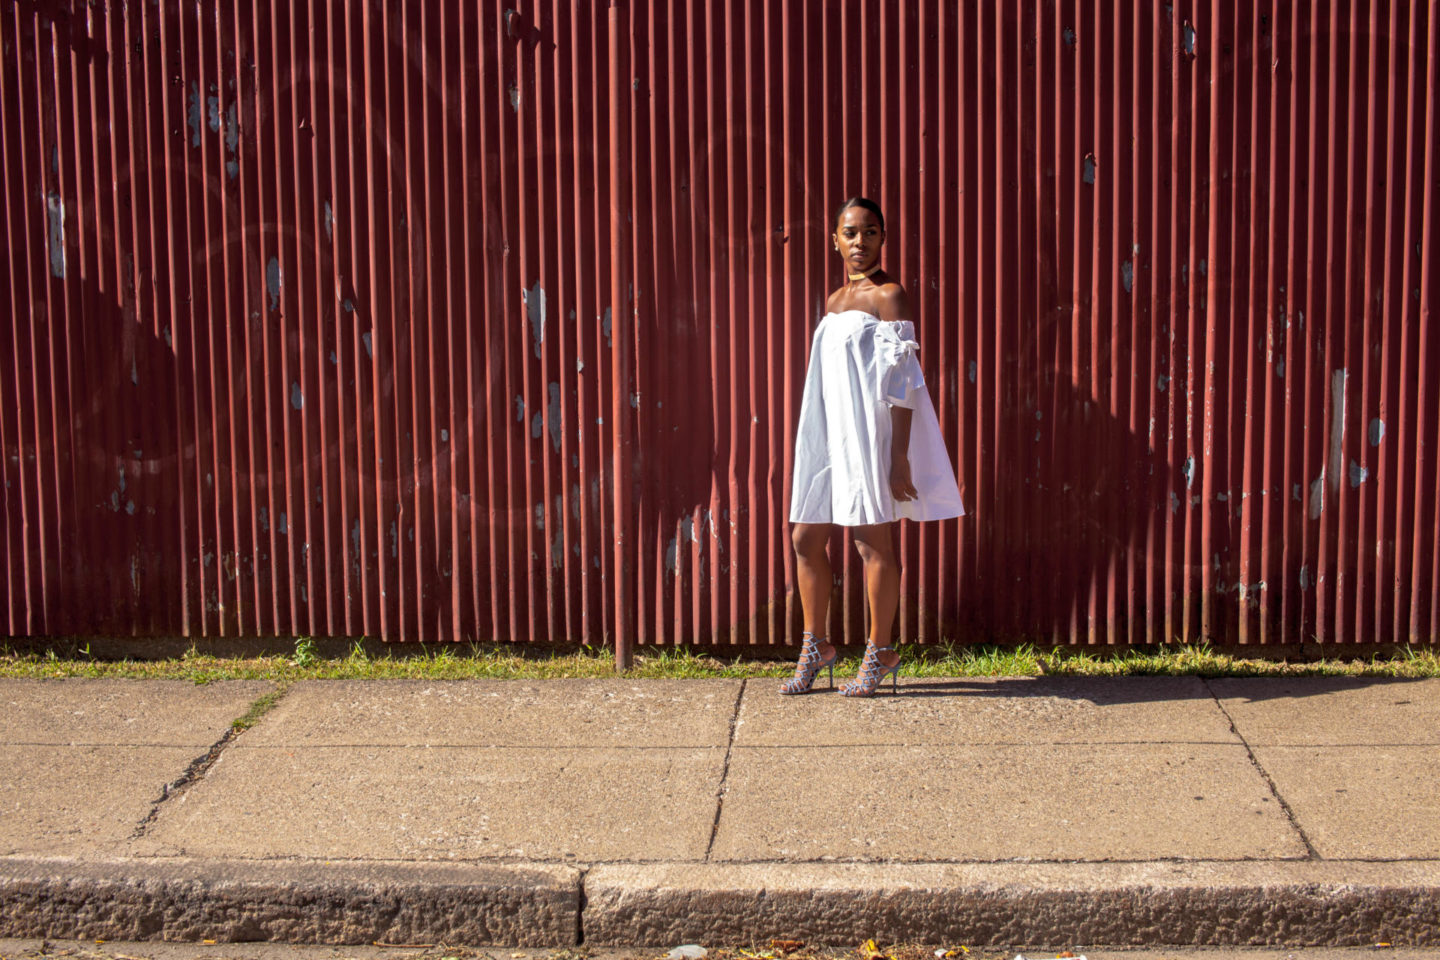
[880,673,1434,703]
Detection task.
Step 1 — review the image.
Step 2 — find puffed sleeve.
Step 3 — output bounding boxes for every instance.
[875,320,925,409]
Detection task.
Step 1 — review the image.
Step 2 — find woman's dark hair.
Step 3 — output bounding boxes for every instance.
[834,196,885,233]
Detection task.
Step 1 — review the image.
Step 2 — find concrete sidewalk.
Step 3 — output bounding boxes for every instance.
[2,675,1438,947]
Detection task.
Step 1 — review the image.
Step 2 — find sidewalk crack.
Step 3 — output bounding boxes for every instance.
[1204,676,1321,860]
[128,683,290,841]
[703,678,746,862]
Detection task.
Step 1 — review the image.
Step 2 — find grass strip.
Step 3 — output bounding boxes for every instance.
[231,684,289,731]
[0,640,1436,682]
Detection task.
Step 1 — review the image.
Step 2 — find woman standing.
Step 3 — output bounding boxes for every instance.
[783,197,965,697]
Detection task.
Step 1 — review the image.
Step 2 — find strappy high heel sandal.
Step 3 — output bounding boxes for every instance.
[840,644,901,697]
[780,632,837,694]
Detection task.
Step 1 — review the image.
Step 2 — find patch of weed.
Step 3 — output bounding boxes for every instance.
[290,637,320,669]
[231,685,288,731]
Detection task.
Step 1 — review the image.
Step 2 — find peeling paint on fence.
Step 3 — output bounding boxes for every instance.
[266,258,282,312]
[523,282,546,357]
[1327,369,1348,495]
[547,383,562,453]
[44,193,66,278]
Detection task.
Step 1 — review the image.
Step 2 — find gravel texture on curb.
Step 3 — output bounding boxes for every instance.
[582,861,1440,947]
[0,857,581,947]
[6,858,1440,948]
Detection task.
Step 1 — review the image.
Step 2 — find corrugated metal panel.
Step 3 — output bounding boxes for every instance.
[2,2,1436,648]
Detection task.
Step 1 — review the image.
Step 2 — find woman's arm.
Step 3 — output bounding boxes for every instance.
[890,405,916,501]
[877,284,918,502]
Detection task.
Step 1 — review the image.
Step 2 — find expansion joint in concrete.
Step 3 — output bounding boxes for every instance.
[1203,676,1322,860]
[575,865,590,945]
[703,678,746,863]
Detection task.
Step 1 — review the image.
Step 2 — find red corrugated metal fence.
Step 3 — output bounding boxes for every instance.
[2,1,1436,648]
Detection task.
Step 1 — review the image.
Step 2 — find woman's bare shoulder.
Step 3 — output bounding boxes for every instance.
[873,281,911,322]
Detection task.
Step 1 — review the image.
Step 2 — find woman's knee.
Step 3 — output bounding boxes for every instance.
[791,523,829,559]
[855,543,898,569]
[852,527,898,568]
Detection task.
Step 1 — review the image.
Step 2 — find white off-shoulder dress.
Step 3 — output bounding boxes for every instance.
[789,309,965,526]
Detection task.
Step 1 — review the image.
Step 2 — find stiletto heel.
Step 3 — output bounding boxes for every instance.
[780,632,837,694]
[840,644,901,698]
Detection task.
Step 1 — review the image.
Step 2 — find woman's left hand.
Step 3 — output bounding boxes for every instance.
[891,455,918,502]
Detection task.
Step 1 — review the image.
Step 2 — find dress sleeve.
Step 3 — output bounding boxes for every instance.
[875,320,925,409]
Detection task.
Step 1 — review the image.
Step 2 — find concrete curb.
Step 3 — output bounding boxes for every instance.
[0,857,581,947]
[5,857,1440,948]
[583,862,1440,947]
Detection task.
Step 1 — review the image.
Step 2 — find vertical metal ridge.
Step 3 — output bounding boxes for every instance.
[1421,0,1439,644]
[607,0,634,664]
[1253,0,1280,645]
[0,8,13,635]
[1407,0,1436,644]
[1284,0,1307,646]
[2,5,31,633]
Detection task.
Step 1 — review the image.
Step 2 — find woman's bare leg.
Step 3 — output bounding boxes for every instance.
[850,523,901,670]
[791,522,836,659]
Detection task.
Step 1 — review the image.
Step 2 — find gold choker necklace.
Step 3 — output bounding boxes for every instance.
[847,263,881,281]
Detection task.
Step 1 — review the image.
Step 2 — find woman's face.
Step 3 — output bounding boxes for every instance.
[834,207,884,274]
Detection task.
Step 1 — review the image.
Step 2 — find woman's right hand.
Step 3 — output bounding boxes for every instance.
[891,454,918,502]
